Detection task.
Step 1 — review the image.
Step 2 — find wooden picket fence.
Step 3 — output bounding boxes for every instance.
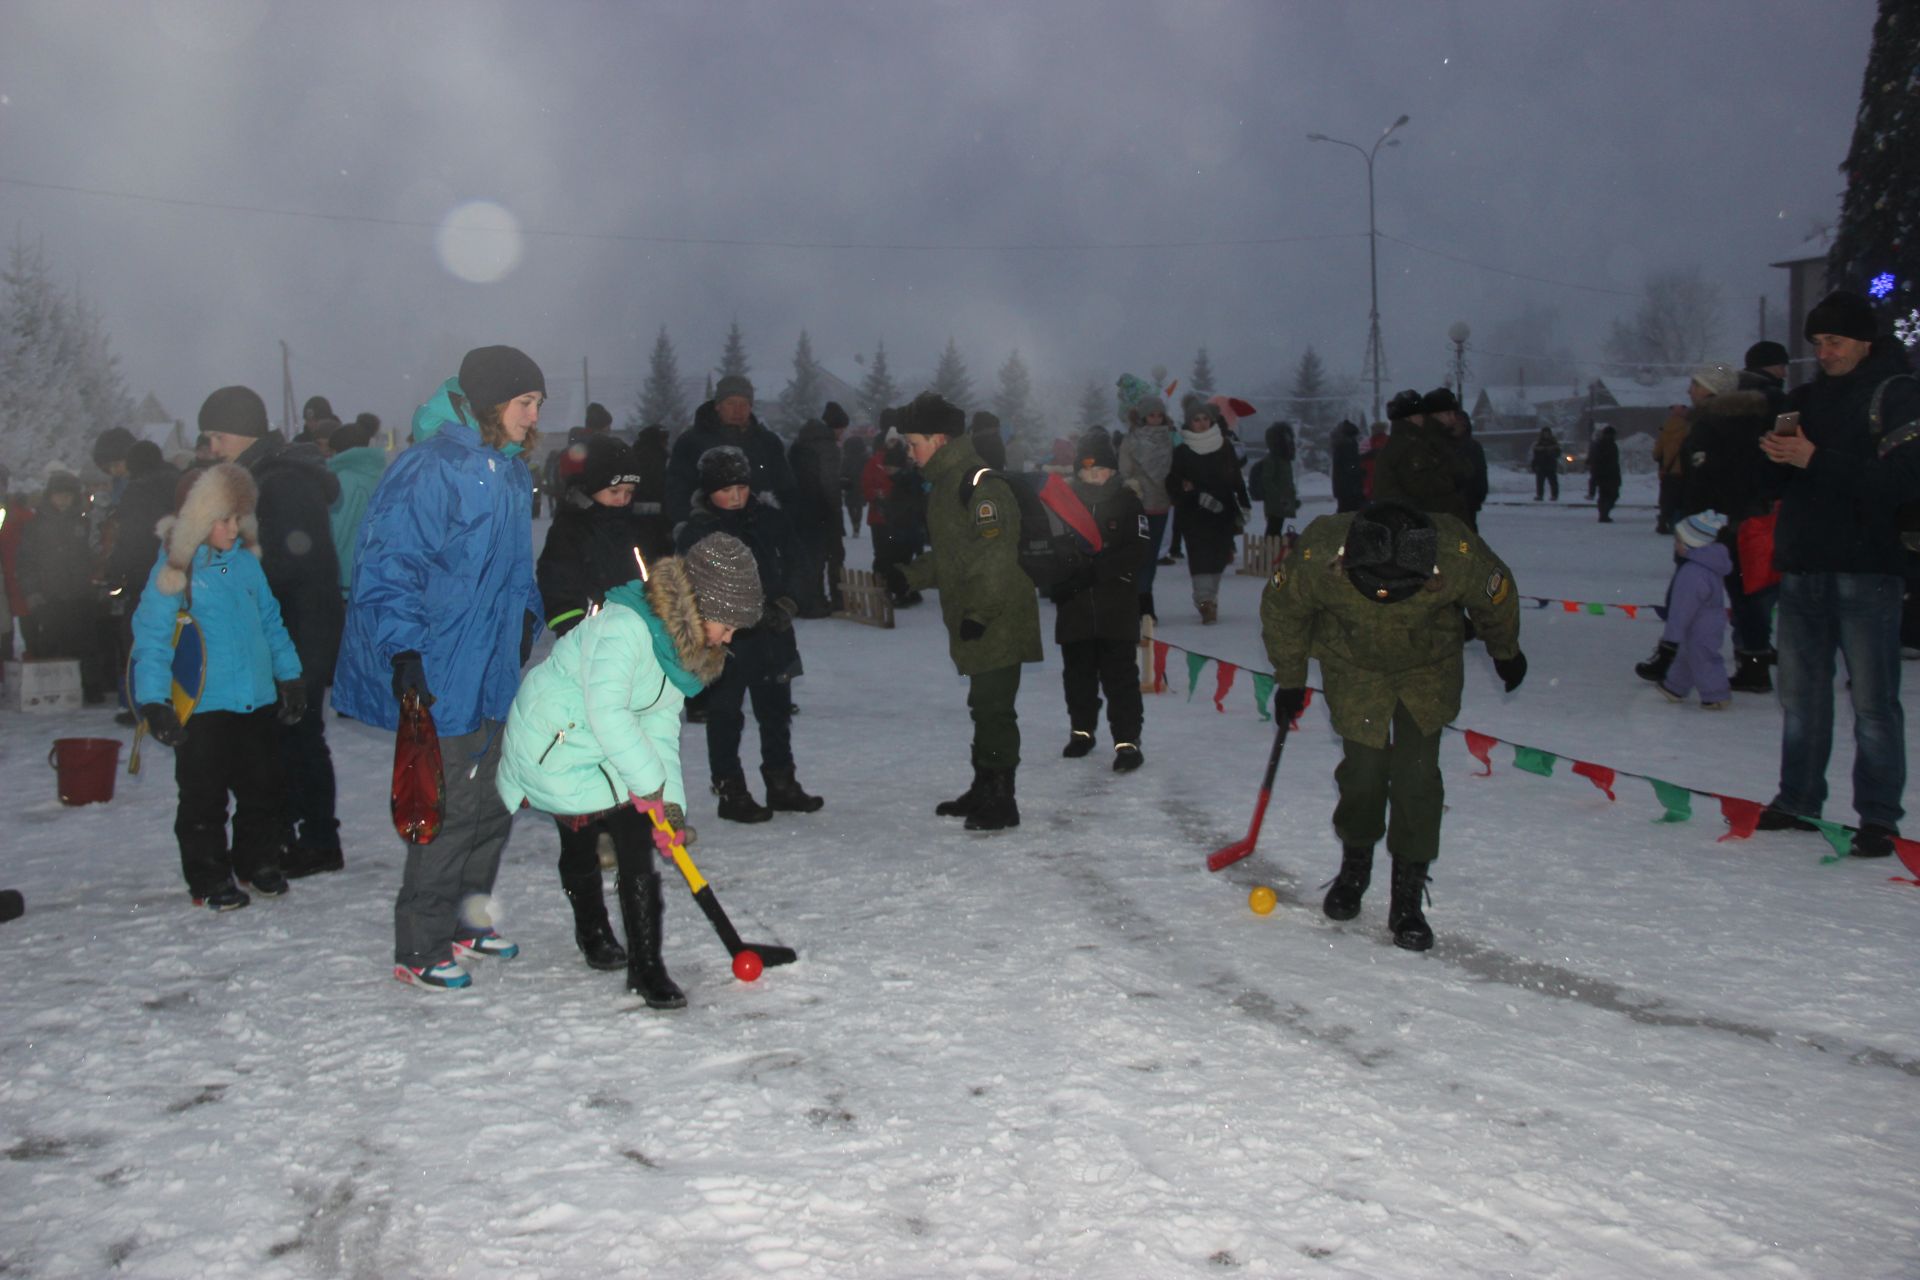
[834,569,895,629]
[1237,534,1290,577]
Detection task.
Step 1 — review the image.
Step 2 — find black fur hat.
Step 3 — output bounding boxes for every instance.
[1344,504,1438,604]
[697,444,753,495]
[1386,389,1425,421]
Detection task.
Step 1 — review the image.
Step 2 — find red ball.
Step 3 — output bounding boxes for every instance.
[732,950,764,982]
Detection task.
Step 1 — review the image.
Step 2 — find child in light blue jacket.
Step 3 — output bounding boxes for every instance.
[132,463,304,911]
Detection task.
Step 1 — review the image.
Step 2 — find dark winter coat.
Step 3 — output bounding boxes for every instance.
[674,491,803,682]
[1455,433,1490,513]
[1530,433,1562,478]
[1260,512,1522,748]
[1373,419,1469,520]
[664,400,794,527]
[1330,425,1366,509]
[1680,390,1769,519]
[1167,429,1249,576]
[235,434,345,685]
[900,434,1043,675]
[1772,339,1920,577]
[103,457,181,602]
[786,418,844,538]
[538,492,676,637]
[1260,423,1300,519]
[1589,431,1622,491]
[1052,474,1149,646]
[16,505,94,607]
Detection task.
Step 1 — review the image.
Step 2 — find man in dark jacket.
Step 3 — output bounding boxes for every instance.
[1330,420,1366,512]
[102,441,180,720]
[1423,389,1487,529]
[663,376,793,528]
[200,386,347,876]
[1374,390,1470,520]
[1756,291,1920,858]
[787,404,847,617]
[1588,426,1622,523]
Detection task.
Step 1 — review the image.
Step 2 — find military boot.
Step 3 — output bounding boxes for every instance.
[935,767,986,818]
[762,765,824,813]
[617,867,686,1009]
[1387,857,1434,952]
[1321,845,1374,922]
[714,773,772,824]
[964,768,1020,832]
[562,871,628,971]
[1634,640,1677,684]
[1062,730,1095,758]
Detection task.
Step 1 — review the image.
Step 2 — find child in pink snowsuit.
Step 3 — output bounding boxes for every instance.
[1661,511,1732,708]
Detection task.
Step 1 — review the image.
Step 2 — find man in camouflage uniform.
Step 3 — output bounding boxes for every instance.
[900,392,1043,831]
[1260,503,1525,949]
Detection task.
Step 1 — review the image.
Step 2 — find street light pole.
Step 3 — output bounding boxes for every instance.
[1308,114,1409,424]
[1448,320,1470,407]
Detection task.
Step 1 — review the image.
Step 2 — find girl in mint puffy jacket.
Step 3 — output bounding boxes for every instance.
[496,534,763,1008]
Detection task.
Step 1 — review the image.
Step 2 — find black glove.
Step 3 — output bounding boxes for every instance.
[764,597,797,634]
[142,703,185,748]
[1274,687,1308,721]
[959,617,987,642]
[520,611,536,666]
[391,651,434,707]
[1494,651,1528,693]
[275,679,307,726]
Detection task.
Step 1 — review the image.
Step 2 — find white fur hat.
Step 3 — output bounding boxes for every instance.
[155,463,260,595]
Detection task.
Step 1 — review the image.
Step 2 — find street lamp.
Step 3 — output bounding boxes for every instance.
[1448,320,1470,408]
[1308,114,1410,423]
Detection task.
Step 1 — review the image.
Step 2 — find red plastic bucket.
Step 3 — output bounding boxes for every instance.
[49,737,121,805]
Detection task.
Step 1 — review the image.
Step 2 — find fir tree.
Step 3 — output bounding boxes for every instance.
[1077,377,1107,428]
[775,330,825,431]
[1289,346,1329,429]
[1830,0,1920,314]
[717,320,751,383]
[929,337,973,410]
[1190,346,1217,396]
[0,239,132,474]
[634,325,687,429]
[992,349,1042,443]
[856,339,900,425]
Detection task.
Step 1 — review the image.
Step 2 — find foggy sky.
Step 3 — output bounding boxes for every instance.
[0,0,1879,436]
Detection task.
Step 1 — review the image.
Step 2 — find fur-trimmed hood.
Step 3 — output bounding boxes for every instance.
[645,555,729,686]
[1702,388,1772,420]
[154,463,260,596]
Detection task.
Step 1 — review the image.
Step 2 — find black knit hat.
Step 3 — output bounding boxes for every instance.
[198,385,270,439]
[584,402,613,433]
[1344,504,1438,604]
[903,392,965,438]
[1074,429,1118,471]
[714,374,754,405]
[1420,387,1461,416]
[125,440,165,475]
[822,401,850,431]
[91,426,136,469]
[1744,340,1790,370]
[1386,389,1425,421]
[1804,290,1877,343]
[697,444,753,495]
[458,345,545,412]
[579,436,643,494]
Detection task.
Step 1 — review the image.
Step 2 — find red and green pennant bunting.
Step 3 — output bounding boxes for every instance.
[1812,819,1857,863]
[1572,760,1616,800]
[1513,745,1556,777]
[1213,661,1237,713]
[1465,731,1497,776]
[1649,779,1692,823]
[1184,651,1209,701]
[1152,640,1170,693]
[1715,795,1763,842]
[1251,672,1274,721]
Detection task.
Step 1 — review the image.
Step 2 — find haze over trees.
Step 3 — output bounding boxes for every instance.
[1603,268,1725,373]
[633,325,686,430]
[0,239,134,475]
[929,337,973,411]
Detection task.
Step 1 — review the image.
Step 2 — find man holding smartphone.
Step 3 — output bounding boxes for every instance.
[1756,289,1920,858]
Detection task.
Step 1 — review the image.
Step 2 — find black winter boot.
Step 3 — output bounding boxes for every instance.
[1634,640,1677,684]
[1387,857,1434,952]
[562,872,628,971]
[714,774,772,824]
[762,765,824,813]
[1729,651,1773,693]
[1321,845,1374,921]
[964,768,1021,832]
[935,767,986,818]
[1062,730,1095,758]
[617,868,686,1009]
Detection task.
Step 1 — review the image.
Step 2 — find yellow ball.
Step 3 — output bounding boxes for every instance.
[1248,886,1277,915]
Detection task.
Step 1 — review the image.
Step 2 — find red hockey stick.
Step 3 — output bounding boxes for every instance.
[1207,719,1290,872]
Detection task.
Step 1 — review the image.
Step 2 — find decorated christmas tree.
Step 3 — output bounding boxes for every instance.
[1829,0,1920,338]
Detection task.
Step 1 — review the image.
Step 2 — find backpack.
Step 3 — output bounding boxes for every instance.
[1868,373,1920,551]
[958,468,1100,592]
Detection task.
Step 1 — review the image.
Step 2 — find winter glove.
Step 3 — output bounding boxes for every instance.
[1494,651,1528,693]
[390,651,434,708]
[1197,493,1225,514]
[520,611,537,666]
[275,679,307,726]
[1274,687,1308,722]
[141,703,185,748]
[958,617,988,642]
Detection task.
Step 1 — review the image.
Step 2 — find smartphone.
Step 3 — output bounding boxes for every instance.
[1773,411,1802,436]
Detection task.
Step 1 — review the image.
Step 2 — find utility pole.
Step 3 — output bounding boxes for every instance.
[582,356,590,410]
[1309,115,1409,423]
[279,340,295,433]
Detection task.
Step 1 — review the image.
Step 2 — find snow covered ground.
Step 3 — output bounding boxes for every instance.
[4,473,1918,1279]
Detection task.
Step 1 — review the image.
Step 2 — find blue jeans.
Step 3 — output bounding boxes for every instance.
[1773,572,1906,828]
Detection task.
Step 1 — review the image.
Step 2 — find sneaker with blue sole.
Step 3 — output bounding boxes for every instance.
[394,961,471,990]
[451,929,520,961]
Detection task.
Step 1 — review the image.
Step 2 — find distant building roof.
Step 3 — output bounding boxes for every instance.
[1771,226,1834,269]
[1595,376,1693,410]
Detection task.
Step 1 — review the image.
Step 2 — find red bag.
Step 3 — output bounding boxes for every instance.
[1738,505,1781,594]
[391,692,445,844]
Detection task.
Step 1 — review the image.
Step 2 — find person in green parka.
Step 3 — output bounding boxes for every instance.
[1260,503,1526,950]
[495,533,764,1008]
[897,391,1043,832]
[324,418,388,597]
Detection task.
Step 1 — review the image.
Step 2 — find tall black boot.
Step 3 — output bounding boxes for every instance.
[964,768,1020,831]
[762,765,824,813]
[617,867,686,1009]
[1321,845,1374,921]
[935,767,986,818]
[1387,857,1434,952]
[562,871,627,971]
[1634,640,1677,684]
[714,773,772,823]
[1729,651,1773,694]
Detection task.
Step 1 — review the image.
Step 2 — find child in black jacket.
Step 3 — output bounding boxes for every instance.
[1054,430,1152,771]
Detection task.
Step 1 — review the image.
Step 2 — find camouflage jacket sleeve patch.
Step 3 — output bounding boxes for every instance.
[974,496,1001,537]
[1486,570,1509,604]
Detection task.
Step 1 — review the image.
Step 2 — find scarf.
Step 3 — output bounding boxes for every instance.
[1180,425,1225,455]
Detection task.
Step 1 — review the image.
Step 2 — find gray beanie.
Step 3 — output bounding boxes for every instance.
[714,374,754,405]
[1689,363,1737,397]
[684,533,764,630]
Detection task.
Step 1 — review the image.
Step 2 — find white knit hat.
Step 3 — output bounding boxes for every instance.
[1677,510,1728,549]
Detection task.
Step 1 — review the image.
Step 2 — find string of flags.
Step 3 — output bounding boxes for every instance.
[1147,637,1920,885]
[1520,594,1668,619]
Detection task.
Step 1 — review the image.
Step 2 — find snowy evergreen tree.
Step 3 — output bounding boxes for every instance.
[929,337,973,410]
[634,325,687,429]
[1289,346,1329,429]
[774,330,825,432]
[1604,269,1723,372]
[856,340,900,425]
[716,320,751,383]
[1077,377,1107,429]
[992,349,1042,443]
[1830,0,1920,316]
[1190,346,1217,396]
[0,240,133,475]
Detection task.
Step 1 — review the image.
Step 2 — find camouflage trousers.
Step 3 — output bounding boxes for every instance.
[1332,701,1443,864]
[967,665,1023,771]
